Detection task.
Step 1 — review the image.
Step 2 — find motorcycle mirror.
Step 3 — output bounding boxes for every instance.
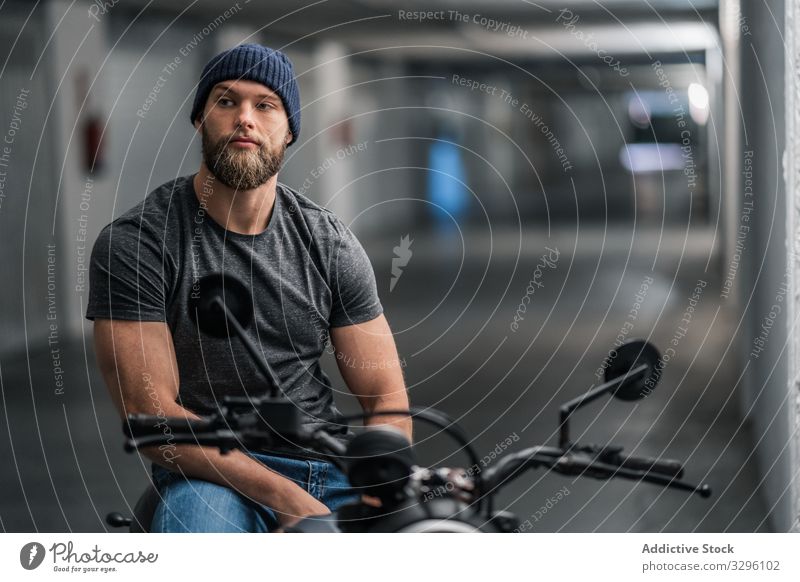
[188,273,253,337]
[604,339,661,401]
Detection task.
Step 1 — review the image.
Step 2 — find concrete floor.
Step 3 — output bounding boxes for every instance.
[0,227,771,532]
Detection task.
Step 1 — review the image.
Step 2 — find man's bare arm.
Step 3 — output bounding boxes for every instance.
[93,318,328,525]
[330,314,412,441]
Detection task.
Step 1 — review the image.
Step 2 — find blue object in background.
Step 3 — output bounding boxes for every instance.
[427,136,469,228]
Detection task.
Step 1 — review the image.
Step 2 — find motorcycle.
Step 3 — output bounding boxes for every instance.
[106,274,711,533]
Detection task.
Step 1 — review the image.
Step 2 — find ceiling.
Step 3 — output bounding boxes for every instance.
[107,0,720,38]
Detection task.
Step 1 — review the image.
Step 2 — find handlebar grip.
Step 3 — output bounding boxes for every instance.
[124,414,216,438]
[618,454,684,478]
[125,430,240,452]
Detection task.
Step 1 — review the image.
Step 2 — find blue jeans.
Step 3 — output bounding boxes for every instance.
[150,452,359,532]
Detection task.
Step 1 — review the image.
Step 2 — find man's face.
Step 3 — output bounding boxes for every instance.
[195,79,292,191]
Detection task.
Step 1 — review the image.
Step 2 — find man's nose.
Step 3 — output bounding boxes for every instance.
[235,103,256,128]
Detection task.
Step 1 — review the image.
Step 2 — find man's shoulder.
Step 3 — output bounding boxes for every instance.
[98,175,190,240]
[278,182,345,235]
[94,176,191,260]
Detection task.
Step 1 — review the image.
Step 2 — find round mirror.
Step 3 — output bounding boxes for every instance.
[604,339,661,401]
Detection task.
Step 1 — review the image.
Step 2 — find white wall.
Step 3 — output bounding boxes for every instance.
[0,2,92,357]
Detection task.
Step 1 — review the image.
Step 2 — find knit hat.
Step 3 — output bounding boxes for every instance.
[190,44,300,145]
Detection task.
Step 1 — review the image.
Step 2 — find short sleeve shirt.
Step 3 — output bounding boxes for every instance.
[86,173,383,457]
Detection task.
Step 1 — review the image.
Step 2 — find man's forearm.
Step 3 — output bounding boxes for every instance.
[363,394,413,442]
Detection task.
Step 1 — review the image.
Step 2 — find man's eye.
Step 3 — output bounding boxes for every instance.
[257,102,273,110]
[218,97,233,106]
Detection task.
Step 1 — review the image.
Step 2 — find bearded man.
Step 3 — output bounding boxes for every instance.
[86,44,411,532]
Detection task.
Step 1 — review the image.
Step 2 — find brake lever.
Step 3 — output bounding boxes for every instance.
[637,467,712,497]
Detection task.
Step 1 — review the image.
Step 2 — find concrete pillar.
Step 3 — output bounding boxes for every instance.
[45,0,112,339]
[312,41,356,226]
[784,0,800,533]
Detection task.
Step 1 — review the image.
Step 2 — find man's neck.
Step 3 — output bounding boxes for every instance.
[193,165,278,235]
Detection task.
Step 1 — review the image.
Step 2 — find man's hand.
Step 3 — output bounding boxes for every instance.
[273,493,330,528]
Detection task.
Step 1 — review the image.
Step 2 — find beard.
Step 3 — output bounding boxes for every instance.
[201,127,287,190]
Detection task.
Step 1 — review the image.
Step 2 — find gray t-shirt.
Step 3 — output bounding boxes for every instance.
[87,173,383,459]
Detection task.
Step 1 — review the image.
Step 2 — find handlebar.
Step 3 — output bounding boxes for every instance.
[123,412,249,454]
[123,411,712,506]
[616,453,684,479]
[125,430,241,452]
[481,446,709,499]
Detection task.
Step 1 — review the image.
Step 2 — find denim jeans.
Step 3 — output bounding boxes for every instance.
[149,452,359,532]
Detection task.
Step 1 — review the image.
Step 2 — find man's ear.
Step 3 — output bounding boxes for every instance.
[285,131,293,145]
[193,112,204,131]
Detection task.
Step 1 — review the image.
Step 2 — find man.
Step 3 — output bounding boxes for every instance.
[87,44,411,532]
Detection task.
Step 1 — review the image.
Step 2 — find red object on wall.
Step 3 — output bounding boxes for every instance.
[84,113,104,174]
[76,69,105,174]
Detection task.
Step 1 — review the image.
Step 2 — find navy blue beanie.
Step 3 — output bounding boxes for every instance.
[190,44,300,145]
